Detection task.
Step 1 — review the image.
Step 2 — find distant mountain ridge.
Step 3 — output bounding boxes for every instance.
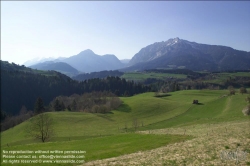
[61,49,125,73]
[29,61,80,77]
[23,57,66,66]
[126,37,250,71]
[23,57,55,66]
[22,39,250,73]
[120,59,130,64]
[24,49,126,75]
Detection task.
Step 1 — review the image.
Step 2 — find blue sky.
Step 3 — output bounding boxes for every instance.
[1,1,250,65]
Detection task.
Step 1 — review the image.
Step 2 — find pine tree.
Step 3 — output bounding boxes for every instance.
[71,100,77,111]
[60,101,65,111]
[54,99,61,111]
[34,97,44,114]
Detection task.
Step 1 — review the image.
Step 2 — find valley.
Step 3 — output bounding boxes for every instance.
[2,2,250,165]
[1,90,250,165]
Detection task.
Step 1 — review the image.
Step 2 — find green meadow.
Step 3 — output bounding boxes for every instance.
[1,90,249,165]
[121,71,250,86]
[121,72,187,81]
[205,72,250,85]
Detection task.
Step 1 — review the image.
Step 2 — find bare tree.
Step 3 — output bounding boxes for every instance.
[132,118,139,131]
[19,105,28,115]
[110,97,122,109]
[124,122,128,132]
[228,86,235,95]
[240,87,247,95]
[27,113,54,142]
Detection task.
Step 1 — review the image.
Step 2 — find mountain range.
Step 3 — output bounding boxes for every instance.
[26,50,126,76]
[126,37,250,71]
[23,57,66,66]
[23,38,250,75]
[61,49,125,73]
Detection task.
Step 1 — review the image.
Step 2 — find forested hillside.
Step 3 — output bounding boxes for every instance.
[73,70,123,81]
[1,61,151,115]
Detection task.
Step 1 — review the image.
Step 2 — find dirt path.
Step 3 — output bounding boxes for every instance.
[221,97,232,115]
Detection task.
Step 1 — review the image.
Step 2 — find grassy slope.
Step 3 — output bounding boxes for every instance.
[122,71,250,86]
[2,90,248,143]
[204,72,250,85]
[1,134,191,165]
[2,90,226,144]
[121,72,186,81]
[1,90,249,165]
[145,90,248,129]
[0,92,187,145]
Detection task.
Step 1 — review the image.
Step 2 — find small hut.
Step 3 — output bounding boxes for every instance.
[193,100,199,104]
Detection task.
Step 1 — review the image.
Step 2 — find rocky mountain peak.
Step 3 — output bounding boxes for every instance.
[127,38,250,71]
[165,37,182,46]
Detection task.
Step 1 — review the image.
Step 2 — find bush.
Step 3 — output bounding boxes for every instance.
[228,86,235,95]
[49,91,122,113]
[240,87,247,94]
[242,105,250,116]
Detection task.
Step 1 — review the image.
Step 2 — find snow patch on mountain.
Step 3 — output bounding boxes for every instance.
[165,37,180,46]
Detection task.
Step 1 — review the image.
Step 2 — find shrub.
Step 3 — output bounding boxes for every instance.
[242,105,250,116]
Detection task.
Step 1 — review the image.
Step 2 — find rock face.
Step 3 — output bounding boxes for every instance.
[127,38,250,71]
[242,105,250,116]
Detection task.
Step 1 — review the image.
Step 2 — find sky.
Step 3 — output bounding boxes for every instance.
[1,1,250,65]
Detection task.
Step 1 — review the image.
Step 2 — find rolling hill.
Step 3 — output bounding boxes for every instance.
[1,90,249,165]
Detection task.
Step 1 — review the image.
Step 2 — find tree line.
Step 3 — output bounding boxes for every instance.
[73,70,124,81]
[49,91,122,113]
[1,91,122,132]
[1,106,33,131]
